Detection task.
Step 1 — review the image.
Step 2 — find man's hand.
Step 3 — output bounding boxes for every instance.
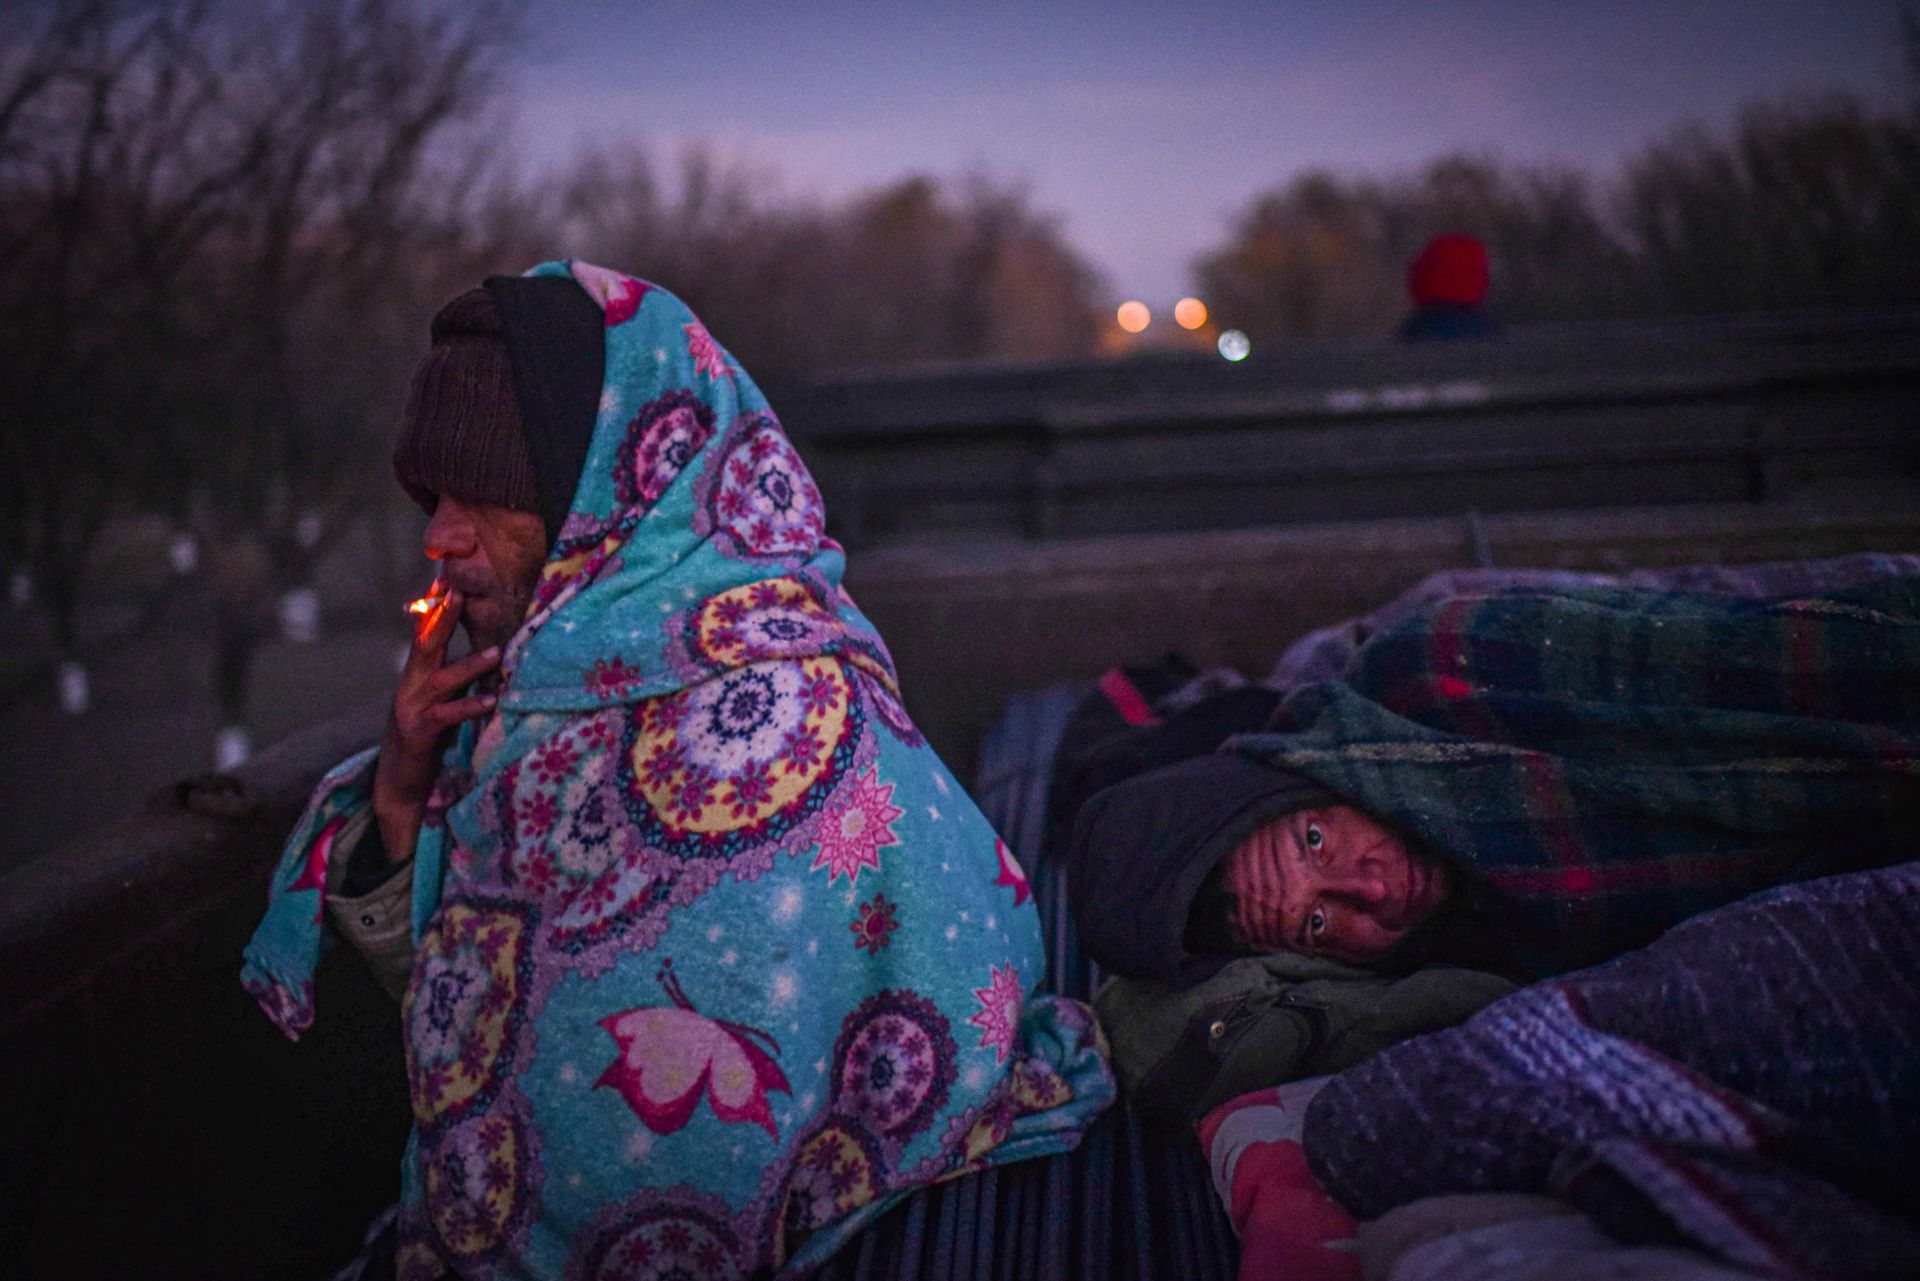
[372,588,500,865]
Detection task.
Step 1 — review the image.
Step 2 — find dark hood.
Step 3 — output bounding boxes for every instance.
[1066,753,1337,984]
[483,273,604,549]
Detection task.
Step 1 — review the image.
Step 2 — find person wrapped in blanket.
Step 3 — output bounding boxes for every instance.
[241,264,1111,1281]
[1062,557,1920,1280]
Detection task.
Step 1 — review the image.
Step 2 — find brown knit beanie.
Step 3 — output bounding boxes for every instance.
[392,287,541,516]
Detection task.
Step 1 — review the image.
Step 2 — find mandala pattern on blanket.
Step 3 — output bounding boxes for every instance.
[620,657,861,861]
[693,411,825,562]
[421,1099,542,1269]
[614,388,715,513]
[405,898,540,1135]
[570,1185,753,1281]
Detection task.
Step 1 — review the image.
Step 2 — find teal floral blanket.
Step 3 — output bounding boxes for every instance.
[242,262,1111,1279]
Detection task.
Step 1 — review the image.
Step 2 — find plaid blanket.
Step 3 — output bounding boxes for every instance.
[1300,861,1920,1280]
[1229,570,1920,978]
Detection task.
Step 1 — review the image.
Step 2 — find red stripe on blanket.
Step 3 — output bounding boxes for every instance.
[1640,1144,1810,1276]
[1518,753,1596,915]
[1552,983,1776,1151]
[1426,597,1499,736]
[1097,667,1158,727]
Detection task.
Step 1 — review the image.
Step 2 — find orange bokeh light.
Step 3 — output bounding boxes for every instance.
[1116,300,1150,333]
[1174,297,1208,330]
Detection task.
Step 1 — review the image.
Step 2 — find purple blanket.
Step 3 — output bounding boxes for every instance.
[1302,860,1920,1280]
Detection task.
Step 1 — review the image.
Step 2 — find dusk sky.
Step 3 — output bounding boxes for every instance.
[507,1,1913,306]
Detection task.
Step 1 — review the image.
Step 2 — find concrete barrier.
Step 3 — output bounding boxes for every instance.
[0,699,403,1278]
[785,310,1920,545]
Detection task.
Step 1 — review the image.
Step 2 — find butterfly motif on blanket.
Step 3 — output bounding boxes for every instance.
[289,814,347,923]
[992,838,1031,907]
[597,959,792,1138]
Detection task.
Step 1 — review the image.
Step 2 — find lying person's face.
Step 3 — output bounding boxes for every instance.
[1221,805,1451,966]
[422,494,549,653]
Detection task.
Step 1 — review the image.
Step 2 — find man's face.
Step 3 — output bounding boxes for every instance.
[1221,804,1451,966]
[422,494,549,653]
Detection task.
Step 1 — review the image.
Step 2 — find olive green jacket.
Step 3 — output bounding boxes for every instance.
[1095,954,1514,1125]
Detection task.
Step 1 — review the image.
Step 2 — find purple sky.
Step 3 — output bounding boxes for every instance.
[507,0,1912,307]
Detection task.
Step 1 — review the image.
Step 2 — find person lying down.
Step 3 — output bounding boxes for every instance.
[1060,559,1920,1124]
[1069,560,1920,988]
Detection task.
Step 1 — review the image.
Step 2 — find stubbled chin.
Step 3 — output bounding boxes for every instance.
[459,605,506,651]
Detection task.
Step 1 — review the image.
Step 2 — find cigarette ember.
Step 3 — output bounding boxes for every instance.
[406,574,447,617]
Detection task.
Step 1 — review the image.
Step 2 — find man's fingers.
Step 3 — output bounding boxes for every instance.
[426,692,497,731]
[407,587,463,670]
[425,588,463,649]
[423,645,502,698]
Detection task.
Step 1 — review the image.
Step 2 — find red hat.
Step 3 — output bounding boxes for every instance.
[1407,234,1490,307]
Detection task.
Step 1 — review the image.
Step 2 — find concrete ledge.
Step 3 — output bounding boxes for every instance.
[0,698,403,1278]
[0,698,383,1030]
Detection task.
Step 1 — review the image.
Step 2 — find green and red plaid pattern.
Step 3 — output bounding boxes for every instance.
[1231,571,1920,977]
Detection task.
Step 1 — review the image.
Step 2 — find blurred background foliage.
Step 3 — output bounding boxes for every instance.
[1,0,1917,743]
[1199,85,1920,343]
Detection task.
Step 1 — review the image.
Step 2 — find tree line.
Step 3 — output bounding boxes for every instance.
[0,0,1103,735]
[2,0,1915,743]
[1200,11,1920,342]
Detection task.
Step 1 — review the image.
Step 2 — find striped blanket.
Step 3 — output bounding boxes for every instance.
[1301,860,1920,1280]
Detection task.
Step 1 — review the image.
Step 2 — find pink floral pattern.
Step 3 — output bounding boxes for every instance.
[693,412,826,563]
[776,1120,885,1245]
[829,989,958,1142]
[614,389,716,512]
[850,894,899,955]
[809,768,903,886]
[968,963,1023,1064]
[665,573,855,686]
[684,321,730,381]
[573,1187,751,1281]
[419,1102,541,1268]
[586,656,647,699]
[526,512,636,621]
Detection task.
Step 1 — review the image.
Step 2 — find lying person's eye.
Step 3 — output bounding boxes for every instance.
[1308,908,1327,938]
[1305,822,1324,851]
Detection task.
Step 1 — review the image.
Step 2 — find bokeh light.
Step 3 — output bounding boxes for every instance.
[1116,300,1150,333]
[1217,329,1251,361]
[1174,297,1208,329]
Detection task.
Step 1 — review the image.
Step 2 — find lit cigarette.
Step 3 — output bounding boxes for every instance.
[405,574,446,616]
